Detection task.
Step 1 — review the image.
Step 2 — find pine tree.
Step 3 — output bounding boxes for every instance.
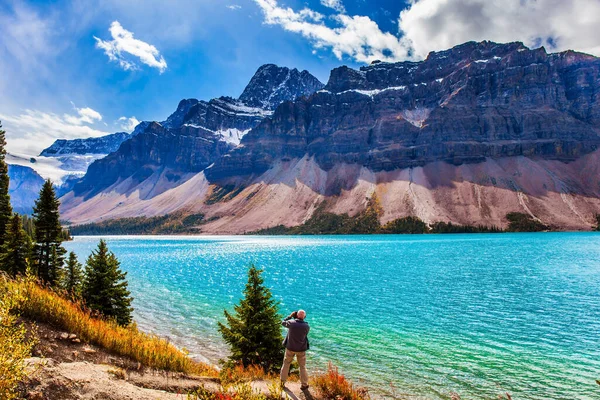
[0,122,13,248]
[32,179,66,285]
[218,265,284,371]
[82,240,133,326]
[0,214,32,277]
[21,214,35,240]
[47,245,65,285]
[62,252,84,299]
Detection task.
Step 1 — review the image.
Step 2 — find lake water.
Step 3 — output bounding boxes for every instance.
[65,233,600,399]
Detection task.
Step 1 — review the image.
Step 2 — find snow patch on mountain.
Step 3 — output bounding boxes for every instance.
[215,128,251,145]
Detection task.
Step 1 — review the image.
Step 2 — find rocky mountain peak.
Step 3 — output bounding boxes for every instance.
[161,98,199,129]
[207,40,600,182]
[322,40,582,94]
[238,64,324,110]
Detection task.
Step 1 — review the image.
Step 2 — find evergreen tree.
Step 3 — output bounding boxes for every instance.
[48,245,65,286]
[62,251,84,299]
[82,240,133,326]
[218,265,284,370]
[0,122,12,248]
[0,214,32,277]
[32,179,66,285]
[21,214,35,240]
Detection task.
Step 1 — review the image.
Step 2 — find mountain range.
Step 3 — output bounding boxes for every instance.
[12,41,600,231]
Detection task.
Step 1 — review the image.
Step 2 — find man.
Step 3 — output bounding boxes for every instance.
[280,309,310,390]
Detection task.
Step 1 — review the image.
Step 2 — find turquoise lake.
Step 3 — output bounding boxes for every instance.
[65,233,600,399]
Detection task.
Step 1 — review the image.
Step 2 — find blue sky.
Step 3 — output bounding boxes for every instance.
[1,0,599,157]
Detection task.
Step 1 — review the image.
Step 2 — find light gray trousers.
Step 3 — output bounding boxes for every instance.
[280,348,309,386]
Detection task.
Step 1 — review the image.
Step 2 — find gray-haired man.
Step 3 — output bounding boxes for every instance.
[280,309,310,390]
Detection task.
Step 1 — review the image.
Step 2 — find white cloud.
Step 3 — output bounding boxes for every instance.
[254,0,409,63]
[398,0,600,59]
[118,116,140,132]
[0,108,110,157]
[94,21,168,73]
[227,5,242,10]
[64,104,103,125]
[254,0,600,64]
[320,0,345,13]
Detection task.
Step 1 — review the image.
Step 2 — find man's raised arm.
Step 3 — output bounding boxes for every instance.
[282,311,297,327]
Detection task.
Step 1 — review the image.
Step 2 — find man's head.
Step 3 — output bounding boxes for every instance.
[297,310,306,320]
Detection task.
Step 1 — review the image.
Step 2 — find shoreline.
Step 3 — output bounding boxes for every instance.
[69,230,599,238]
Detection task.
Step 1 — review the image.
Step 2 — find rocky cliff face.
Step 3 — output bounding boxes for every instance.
[71,64,324,198]
[206,41,600,181]
[8,164,45,214]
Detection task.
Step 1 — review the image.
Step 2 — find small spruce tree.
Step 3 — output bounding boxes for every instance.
[32,179,66,285]
[82,240,133,326]
[62,252,84,299]
[0,214,32,277]
[0,122,13,248]
[218,265,284,370]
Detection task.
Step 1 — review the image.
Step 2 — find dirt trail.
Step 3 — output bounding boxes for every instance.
[23,321,313,400]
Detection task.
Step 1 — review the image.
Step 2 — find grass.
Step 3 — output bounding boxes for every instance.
[220,363,276,384]
[1,275,217,376]
[313,363,370,400]
[0,274,36,400]
[188,382,277,400]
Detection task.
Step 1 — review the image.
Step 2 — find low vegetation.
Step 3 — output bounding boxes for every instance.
[313,363,370,400]
[254,197,384,235]
[205,184,245,205]
[253,196,503,235]
[188,382,281,400]
[69,213,213,235]
[381,216,429,234]
[594,214,600,231]
[505,212,549,232]
[429,221,503,233]
[0,275,36,400]
[1,275,217,376]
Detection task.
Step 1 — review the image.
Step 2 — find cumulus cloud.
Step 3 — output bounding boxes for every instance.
[398,0,600,59]
[94,21,168,73]
[118,116,140,132]
[254,0,409,63]
[254,0,600,63]
[320,0,345,13]
[227,5,241,10]
[64,104,103,125]
[0,108,109,156]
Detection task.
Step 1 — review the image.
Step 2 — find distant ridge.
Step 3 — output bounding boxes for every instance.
[58,41,600,233]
